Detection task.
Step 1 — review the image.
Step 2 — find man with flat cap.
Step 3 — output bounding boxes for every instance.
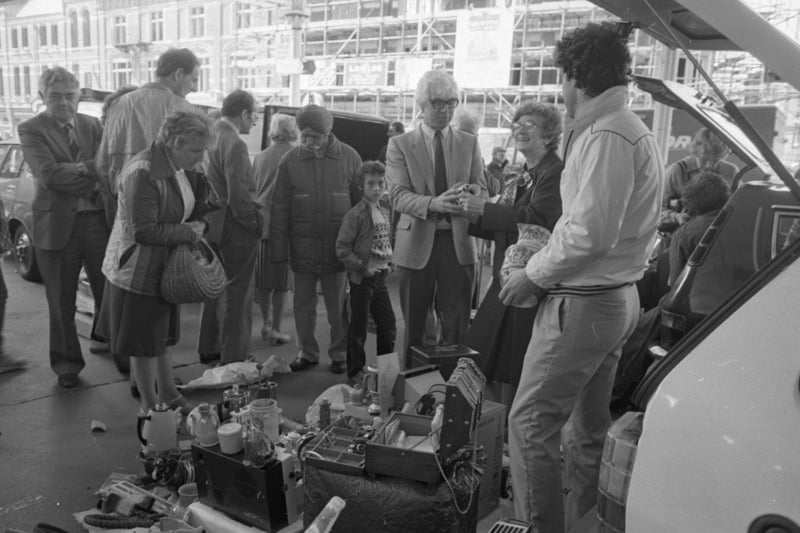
[270,105,362,374]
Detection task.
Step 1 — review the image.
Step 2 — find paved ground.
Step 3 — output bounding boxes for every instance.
[0,254,512,532]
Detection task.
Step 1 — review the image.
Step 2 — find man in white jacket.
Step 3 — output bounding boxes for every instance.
[499,23,664,532]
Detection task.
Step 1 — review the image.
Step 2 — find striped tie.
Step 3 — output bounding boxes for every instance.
[63,123,80,161]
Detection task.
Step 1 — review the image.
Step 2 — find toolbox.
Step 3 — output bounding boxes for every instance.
[409,344,479,380]
[366,357,486,485]
[301,424,370,476]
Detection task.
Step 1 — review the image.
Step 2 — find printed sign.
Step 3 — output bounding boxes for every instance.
[453,8,514,89]
[344,61,387,86]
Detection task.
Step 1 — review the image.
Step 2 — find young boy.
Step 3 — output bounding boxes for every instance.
[335,161,397,381]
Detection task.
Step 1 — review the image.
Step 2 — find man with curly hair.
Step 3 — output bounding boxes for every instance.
[499,23,665,531]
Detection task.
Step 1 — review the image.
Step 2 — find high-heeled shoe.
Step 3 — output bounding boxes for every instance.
[164,395,194,417]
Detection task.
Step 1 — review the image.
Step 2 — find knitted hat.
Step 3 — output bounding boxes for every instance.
[492,146,506,155]
[295,105,334,134]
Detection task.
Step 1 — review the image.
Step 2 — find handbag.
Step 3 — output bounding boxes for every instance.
[160,238,229,304]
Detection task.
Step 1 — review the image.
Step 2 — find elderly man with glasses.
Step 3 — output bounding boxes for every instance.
[386,70,487,367]
[198,89,264,365]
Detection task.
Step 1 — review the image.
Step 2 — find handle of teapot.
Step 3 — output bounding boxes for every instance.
[136,415,151,447]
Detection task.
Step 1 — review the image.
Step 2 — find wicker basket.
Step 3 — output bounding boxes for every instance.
[161,239,228,304]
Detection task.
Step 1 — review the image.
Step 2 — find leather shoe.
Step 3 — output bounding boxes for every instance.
[199,352,221,365]
[289,357,318,372]
[89,340,110,354]
[330,361,346,374]
[57,374,79,388]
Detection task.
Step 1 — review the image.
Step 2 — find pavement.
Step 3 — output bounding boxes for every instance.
[0,253,513,532]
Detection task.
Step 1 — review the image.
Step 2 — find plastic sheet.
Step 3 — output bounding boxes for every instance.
[178,356,290,391]
[303,463,478,533]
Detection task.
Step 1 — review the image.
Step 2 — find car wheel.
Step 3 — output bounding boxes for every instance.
[13,225,41,282]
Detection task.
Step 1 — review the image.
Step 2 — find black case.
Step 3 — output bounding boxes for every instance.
[191,443,288,532]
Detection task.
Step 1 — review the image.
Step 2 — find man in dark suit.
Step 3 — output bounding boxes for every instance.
[18,67,108,388]
[385,70,487,366]
[198,90,263,365]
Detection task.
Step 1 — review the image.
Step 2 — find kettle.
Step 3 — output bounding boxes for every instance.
[361,366,379,400]
[137,403,178,452]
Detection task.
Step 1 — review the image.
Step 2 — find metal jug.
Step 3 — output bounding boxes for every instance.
[361,365,379,400]
[137,403,178,452]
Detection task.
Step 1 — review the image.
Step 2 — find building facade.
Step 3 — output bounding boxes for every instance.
[0,0,796,167]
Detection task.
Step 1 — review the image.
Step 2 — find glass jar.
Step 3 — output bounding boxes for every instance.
[243,421,273,467]
[195,403,219,447]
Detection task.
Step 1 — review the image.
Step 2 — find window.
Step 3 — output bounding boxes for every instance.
[10,29,17,49]
[151,11,164,41]
[773,209,800,256]
[114,15,127,44]
[84,72,92,88]
[190,7,205,38]
[39,25,47,47]
[0,68,4,97]
[70,11,79,47]
[198,56,211,92]
[23,66,31,97]
[235,67,258,89]
[82,9,91,46]
[236,2,252,29]
[0,146,24,177]
[21,27,29,48]
[145,59,158,82]
[72,63,80,82]
[51,24,58,46]
[13,67,20,96]
[111,59,132,88]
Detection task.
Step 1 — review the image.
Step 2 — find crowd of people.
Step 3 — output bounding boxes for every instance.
[0,21,746,532]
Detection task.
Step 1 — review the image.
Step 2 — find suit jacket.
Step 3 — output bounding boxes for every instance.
[18,112,105,250]
[204,119,263,245]
[386,126,486,269]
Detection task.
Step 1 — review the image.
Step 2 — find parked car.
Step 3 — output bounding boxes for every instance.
[569,0,800,531]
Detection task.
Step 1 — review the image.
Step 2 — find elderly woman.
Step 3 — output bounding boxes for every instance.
[102,111,214,417]
[252,113,299,345]
[660,127,738,231]
[461,102,564,409]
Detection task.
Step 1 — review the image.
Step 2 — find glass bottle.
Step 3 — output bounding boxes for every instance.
[243,421,273,467]
[195,403,219,447]
[305,496,346,533]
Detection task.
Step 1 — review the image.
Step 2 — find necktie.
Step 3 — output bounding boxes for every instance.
[64,123,81,161]
[434,130,447,195]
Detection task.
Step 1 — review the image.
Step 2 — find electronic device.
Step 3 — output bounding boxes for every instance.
[192,443,302,532]
[487,517,532,533]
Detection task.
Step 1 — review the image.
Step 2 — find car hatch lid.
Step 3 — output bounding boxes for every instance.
[634,75,771,177]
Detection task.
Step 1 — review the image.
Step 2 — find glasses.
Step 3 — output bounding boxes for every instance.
[510,120,543,133]
[429,99,459,111]
[46,92,78,103]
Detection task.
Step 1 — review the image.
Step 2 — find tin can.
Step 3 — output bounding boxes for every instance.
[318,398,331,430]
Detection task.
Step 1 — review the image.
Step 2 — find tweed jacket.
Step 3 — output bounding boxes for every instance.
[102,143,213,296]
[18,112,106,250]
[386,126,487,269]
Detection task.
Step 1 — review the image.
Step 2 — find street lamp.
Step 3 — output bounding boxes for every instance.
[284,0,308,106]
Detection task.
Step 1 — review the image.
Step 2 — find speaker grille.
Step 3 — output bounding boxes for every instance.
[487,518,532,533]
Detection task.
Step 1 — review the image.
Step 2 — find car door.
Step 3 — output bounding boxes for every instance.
[0,144,24,215]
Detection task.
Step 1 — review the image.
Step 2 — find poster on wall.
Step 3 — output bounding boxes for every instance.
[345,61,387,86]
[453,8,514,89]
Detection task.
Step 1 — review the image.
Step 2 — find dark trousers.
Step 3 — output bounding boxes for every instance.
[397,232,475,367]
[198,229,259,363]
[346,270,396,378]
[35,211,109,377]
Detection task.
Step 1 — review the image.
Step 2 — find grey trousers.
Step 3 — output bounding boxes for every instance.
[509,285,639,533]
[293,271,348,363]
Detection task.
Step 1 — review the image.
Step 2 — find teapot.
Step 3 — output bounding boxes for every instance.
[137,403,178,452]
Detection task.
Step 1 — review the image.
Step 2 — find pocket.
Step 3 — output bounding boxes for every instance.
[118,243,137,269]
[396,215,412,231]
[291,193,312,215]
[557,297,569,334]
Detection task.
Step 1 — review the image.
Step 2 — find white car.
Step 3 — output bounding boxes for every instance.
[573,1,800,531]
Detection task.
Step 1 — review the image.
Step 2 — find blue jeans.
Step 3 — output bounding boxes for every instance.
[509,285,639,532]
[346,270,396,378]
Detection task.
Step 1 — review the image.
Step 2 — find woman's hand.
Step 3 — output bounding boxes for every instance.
[187,220,206,238]
[458,194,486,217]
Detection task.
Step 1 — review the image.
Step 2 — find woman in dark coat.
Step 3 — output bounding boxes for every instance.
[102,111,215,417]
[461,102,564,409]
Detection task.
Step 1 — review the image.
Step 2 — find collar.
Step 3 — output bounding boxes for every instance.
[46,112,75,129]
[565,85,629,139]
[141,81,177,95]
[419,123,451,143]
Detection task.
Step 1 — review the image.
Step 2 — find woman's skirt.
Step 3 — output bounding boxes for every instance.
[255,239,291,291]
[106,283,179,358]
[463,278,538,385]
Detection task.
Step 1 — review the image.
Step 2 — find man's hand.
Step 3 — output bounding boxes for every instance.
[187,220,206,238]
[364,266,380,277]
[458,193,486,217]
[499,269,540,308]
[429,188,461,214]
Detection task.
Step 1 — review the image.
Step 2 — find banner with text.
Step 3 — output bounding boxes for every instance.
[344,61,388,87]
[453,8,514,89]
